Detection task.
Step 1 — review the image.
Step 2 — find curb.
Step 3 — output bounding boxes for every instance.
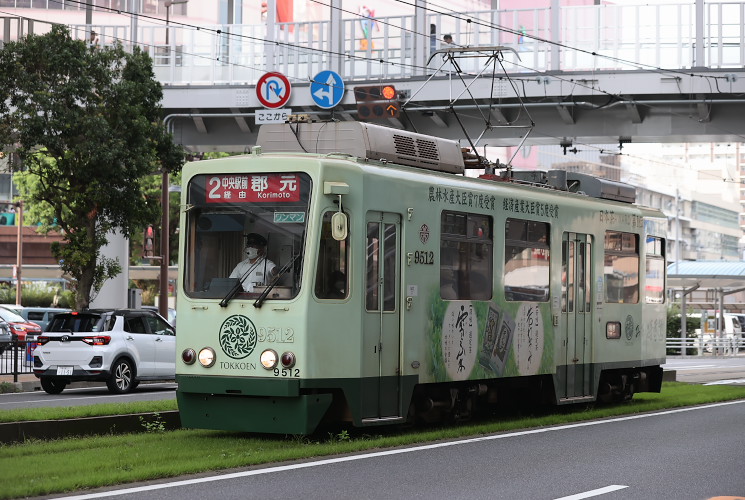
[2,378,173,393]
[0,411,181,444]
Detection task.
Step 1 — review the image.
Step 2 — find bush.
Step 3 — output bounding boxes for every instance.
[667,304,701,355]
[0,284,73,308]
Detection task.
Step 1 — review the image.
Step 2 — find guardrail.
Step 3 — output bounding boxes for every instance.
[0,338,37,382]
[666,337,745,357]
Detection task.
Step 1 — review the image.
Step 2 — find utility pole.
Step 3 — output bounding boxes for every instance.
[15,201,23,306]
[159,171,169,319]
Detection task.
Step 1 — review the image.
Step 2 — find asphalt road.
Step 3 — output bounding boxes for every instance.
[5,357,744,500]
[1,357,743,410]
[47,399,745,500]
[663,356,745,385]
[0,383,176,410]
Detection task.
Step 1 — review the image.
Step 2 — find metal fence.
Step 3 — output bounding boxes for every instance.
[0,338,37,381]
[665,337,745,357]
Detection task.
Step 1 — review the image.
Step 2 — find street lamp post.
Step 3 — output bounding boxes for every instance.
[15,201,23,306]
[164,0,189,46]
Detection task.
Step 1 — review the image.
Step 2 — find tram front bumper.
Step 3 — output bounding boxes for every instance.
[176,374,333,435]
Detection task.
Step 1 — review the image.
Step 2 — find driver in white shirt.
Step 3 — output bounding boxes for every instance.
[229,233,277,292]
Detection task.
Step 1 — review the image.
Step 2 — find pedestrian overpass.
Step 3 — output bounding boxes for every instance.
[9,1,740,151]
[149,2,745,151]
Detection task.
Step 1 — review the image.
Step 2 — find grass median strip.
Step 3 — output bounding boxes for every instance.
[0,400,178,423]
[1,382,745,499]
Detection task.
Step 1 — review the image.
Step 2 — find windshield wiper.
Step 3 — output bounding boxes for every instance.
[219,279,243,308]
[253,253,301,308]
[219,260,263,308]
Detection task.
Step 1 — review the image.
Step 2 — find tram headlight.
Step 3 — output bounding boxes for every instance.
[260,349,278,369]
[198,347,216,367]
[281,351,296,368]
[182,348,196,365]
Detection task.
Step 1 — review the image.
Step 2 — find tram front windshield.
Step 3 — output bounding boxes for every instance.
[183,172,311,300]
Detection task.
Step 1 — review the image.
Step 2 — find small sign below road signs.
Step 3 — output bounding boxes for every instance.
[256,108,292,124]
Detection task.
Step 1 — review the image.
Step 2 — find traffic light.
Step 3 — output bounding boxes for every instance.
[144,225,154,257]
[354,85,400,120]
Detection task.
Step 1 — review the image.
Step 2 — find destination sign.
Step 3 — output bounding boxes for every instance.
[206,174,301,203]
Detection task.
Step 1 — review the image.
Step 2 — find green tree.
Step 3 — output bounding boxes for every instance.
[0,25,184,309]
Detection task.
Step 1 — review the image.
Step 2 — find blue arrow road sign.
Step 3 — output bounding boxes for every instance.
[310,70,345,109]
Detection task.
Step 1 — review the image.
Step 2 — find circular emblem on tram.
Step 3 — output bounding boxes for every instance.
[625,315,634,341]
[419,223,430,244]
[219,315,258,359]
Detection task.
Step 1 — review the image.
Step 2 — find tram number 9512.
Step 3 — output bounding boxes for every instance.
[274,368,300,378]
[413,250,434,265]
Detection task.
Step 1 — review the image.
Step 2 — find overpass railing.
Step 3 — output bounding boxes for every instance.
[2,2,745,85]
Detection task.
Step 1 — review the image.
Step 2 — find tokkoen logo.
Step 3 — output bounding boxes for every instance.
[219,315,258,359]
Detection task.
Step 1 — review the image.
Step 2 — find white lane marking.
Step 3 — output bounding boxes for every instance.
[663,365,716,371]
[704,379,745,385]
[0,386,176,406]
[554,485,628,500]
[53,399,745,500]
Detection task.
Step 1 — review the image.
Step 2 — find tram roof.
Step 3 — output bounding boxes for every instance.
[667,260,745,290]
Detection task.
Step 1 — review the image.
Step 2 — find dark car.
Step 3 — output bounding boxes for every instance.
[142,306,176,327]
[0,320,12,354]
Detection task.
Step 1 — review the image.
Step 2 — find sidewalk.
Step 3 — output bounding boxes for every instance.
[0,374,41,392]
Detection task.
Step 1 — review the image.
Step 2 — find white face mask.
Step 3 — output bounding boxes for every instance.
[245,247,259,259]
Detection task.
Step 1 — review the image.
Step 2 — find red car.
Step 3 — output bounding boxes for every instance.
[0,306,42,341]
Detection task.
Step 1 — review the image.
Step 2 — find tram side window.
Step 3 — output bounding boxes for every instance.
[439,211,492,300]
[504,219,550,302]
[645,236,665,304]
[314,211,349,299]
[604,231,639,304]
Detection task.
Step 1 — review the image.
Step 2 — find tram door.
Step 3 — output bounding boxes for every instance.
[362,212,401,419]
[560,233,593,399]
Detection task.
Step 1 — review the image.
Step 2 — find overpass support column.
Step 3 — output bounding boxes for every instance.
[413,0,428,77]
[265,0,277,70]
[550,0,560,71]
[680,284,699,356]
[694,0,704,68]
[329,0,343,75]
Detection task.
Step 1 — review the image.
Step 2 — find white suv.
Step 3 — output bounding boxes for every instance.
[33,309,176,394]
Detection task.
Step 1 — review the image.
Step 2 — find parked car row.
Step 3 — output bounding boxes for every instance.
[0,306,43,342]
[1,305,176,395]
[694,312,745,352]
[33,308,176,394]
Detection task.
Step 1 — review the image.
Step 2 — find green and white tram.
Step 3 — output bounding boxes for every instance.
[176,122,666,434]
